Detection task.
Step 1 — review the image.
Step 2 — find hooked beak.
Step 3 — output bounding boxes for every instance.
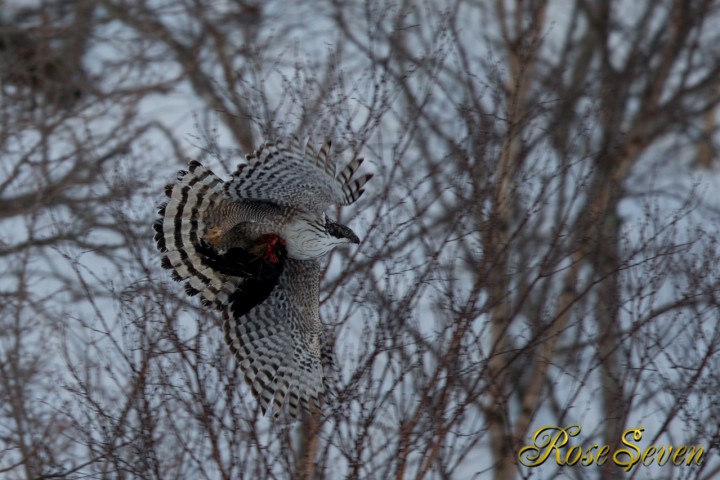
[326,220,360,244]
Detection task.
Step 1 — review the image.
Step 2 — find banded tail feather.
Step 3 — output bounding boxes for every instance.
[155,161,284,313]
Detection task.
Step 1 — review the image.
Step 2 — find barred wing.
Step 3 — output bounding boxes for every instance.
[223,258,335,418]
[224,137,372,214]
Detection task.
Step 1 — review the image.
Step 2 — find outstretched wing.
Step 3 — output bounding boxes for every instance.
[224,137,372,214]
[223,258,335,418]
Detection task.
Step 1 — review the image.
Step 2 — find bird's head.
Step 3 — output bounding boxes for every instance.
[283,213,360,260]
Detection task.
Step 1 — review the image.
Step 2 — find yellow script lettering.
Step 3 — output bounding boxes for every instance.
[565,445,582,466]
[581,444,599,466]
[519,425,705,470]
[596,445,610,466]
[613,428,644,472]
[685,446,704,466]
[518,425,579,467]
[672,446,687,466]
[641,446,656,466]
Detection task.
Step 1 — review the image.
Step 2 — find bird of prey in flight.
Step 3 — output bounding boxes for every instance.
[154,137,371,418]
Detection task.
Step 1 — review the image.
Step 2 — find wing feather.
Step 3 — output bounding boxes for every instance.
[223,259,334,418]
[224,137,370,213]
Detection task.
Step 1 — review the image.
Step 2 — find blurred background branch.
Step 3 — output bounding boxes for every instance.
[1,0,719,479]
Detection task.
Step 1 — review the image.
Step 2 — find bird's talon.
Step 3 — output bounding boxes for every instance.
[204,226,224,246]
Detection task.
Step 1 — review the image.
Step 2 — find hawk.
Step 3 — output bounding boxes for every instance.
[153,137,371,418]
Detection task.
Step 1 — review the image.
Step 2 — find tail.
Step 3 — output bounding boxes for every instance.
[153,161,241,310]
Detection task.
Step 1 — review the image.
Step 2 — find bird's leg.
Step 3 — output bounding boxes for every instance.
[256,234,285,264]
